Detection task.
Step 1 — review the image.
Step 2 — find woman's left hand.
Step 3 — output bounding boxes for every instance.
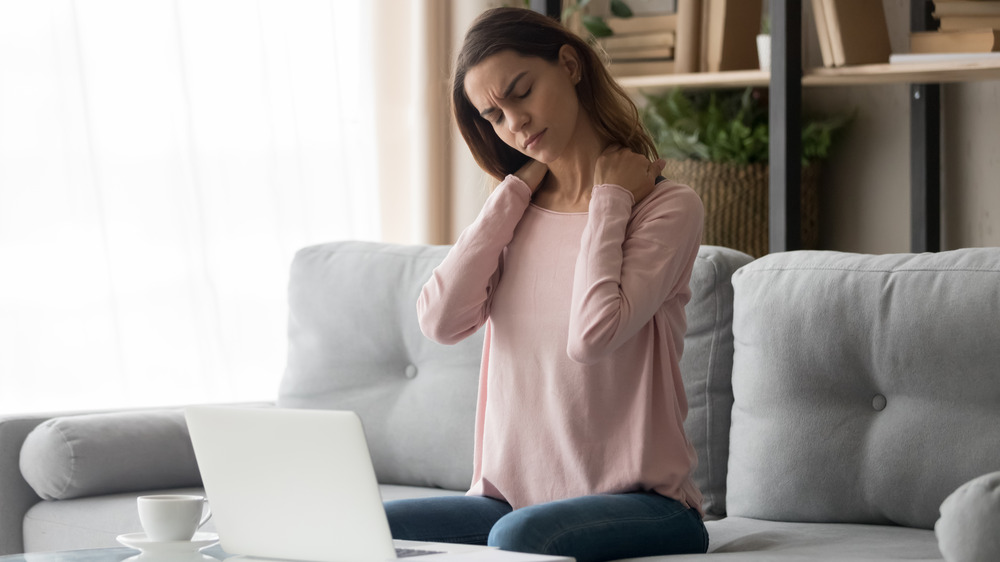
[594,146,665,204]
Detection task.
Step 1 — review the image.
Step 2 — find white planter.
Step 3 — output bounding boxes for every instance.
[757,34,771,71]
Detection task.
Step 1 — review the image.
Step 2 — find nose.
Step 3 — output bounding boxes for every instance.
[506,109,529,134]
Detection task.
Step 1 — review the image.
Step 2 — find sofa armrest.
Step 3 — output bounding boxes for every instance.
[0,413,55,555]
[0,402,273,555]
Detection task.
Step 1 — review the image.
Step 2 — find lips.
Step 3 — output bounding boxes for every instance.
[523,129,546,150]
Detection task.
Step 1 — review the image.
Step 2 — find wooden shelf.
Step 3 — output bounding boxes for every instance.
[616,57,1000,91]
[805,58,1000,85]
[617,69,771,90]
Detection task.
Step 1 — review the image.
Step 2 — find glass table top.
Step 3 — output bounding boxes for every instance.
[0,545,230,562]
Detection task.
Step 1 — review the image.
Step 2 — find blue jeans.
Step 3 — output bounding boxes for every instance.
[384,493,708,562]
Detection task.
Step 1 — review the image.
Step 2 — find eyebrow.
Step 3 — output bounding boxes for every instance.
[479,71,528,118]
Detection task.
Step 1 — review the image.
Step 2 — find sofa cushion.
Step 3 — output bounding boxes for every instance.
[277,241,751,514]
[277,242,483,492]
[21,484,459,553]
[935,471,1000,562]
[654,517,945,560]
[678,245,753,517]
[20,410,201,500]
[727,248,1000,529]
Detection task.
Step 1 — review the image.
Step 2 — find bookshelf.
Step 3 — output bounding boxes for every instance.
[617,58,1000,89]
[540,0,996,253]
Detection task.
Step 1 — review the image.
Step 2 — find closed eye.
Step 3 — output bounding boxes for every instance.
[490,89,531,125]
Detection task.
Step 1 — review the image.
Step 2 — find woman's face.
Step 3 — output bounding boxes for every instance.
[464,47,584,165]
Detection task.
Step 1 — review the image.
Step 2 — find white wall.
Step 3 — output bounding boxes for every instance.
[804,0,1000,253]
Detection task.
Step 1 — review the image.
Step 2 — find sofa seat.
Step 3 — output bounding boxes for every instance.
[628,517,943,561]
[22,485,463,553]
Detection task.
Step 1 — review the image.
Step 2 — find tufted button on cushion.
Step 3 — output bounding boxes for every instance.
[404,365,418,379]
[871,394,887,411]
[935,471,1000,562]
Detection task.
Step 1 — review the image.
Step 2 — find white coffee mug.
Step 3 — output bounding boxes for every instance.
[137,494,212,542]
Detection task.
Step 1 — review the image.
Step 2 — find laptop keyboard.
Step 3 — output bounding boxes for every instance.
[396,547,446,558]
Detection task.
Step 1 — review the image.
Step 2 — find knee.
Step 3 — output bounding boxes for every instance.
[487,508,557,555]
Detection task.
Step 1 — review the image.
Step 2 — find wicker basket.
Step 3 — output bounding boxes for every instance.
[663,159,821,258]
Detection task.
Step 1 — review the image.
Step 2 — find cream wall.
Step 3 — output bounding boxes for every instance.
[450,1,497,242]
[803,0,1000,253]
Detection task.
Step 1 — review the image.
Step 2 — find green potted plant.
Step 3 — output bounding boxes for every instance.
[641,87,851,256]
[559,0,633,38]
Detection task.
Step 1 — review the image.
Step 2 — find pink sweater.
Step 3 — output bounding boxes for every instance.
[417,174,705,513]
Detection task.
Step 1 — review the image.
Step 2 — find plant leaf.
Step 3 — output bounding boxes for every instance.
[641,87,849,165]
[610,0,634,18]
[581,14,613,37]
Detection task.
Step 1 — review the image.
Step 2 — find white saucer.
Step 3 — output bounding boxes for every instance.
[117,532,220,553]
[123,554,219,562]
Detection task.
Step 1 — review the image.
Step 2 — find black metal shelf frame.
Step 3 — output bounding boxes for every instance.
[770,0,940,253]
[539,0,942,253]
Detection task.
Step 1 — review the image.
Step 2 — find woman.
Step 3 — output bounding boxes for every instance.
[386,7,707,562]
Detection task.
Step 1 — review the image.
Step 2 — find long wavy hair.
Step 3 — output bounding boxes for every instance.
[453,7,657,181]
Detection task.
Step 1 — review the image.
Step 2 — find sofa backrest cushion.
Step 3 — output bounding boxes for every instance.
[726,248,1000,529]
[680,245,753,517]
[278,241,751,513]
[278,243,482,492]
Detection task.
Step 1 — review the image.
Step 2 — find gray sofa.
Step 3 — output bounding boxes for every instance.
[2,241,999,561]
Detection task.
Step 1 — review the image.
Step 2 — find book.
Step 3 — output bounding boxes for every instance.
[704,0,763,72]
[627,0,677,15]
[610,59,676,77]
[674,0,702,73]
[606,14,678,34]
[911,28,1000,52]
[937,16,1000,30]
[812,0,835,67]
[605,46,675,61]
[699,0,712,71]
[933,1,1000,17]
[822,0,891,66]
[599,31,675,51]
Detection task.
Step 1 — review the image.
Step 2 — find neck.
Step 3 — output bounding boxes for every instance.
[534,118,606,211]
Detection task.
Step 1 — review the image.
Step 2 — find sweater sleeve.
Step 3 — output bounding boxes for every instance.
[417,175,533,345]
[567,181,704,364]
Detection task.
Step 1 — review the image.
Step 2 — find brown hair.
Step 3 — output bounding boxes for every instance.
[453,7,657,181]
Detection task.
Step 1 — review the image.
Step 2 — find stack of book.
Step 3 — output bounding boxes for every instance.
[668,0,763,74]
[811,0,891,67]
[601,13,678,77]
[907,1,1000,55]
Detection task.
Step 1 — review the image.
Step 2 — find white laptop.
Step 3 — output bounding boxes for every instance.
[185,405,573,562]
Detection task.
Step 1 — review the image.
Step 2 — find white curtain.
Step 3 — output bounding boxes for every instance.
[0,0,380,413]
[372,0,501,245]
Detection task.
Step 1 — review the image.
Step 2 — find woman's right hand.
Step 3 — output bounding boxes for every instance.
[514,159,548,193]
